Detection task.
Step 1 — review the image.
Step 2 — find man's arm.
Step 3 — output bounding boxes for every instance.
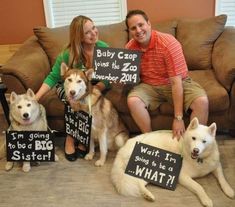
[170,75,185,140]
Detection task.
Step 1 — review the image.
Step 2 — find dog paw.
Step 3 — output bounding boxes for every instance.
[22,163,31,172]
[202,198,213,207]
[95,159,105,167]
[5,162,14,171]
[224,187,235,198]
[85,153,94,160]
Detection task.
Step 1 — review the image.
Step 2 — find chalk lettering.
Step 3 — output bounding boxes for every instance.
[96,49,115,59]
[135,156,149,165]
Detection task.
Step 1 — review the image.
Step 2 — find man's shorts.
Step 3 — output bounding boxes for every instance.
[128,77,207,113]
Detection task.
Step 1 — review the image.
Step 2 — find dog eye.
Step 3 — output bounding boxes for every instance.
[202,140,206,143]
[77,80,82,83]
[192,137,196,140]
[27,103,31,107]
[68,78,72,82]
[17,105,22,109]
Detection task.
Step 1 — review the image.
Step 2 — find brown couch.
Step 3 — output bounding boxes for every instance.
[1,15,235,135]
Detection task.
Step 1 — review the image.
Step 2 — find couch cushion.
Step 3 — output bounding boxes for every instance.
[97,21,128,48]
[151,20,177,37]
[176,15,227,70]
[34,21,128,66]
[34,26,69,66]
[189,70,229,112]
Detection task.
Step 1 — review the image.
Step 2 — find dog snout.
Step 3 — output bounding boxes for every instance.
[70,90,76,96]
[193,148,199,154]
[23,113,29,119]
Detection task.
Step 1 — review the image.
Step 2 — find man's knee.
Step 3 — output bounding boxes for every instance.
[191,96,209,111]
[127,96,145,108]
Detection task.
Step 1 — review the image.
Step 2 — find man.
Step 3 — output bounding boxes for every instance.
[125,10,208,139]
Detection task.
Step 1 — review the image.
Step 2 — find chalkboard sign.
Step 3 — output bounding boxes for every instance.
[64,103,92,151]
[125,142,182,190]
[6,131,55,162]
[93,47,141,84]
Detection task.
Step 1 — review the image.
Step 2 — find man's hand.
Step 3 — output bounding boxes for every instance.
[172,119,185,141]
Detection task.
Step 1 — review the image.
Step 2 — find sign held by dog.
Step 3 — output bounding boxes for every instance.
[93,47,141,84]
[64,103,92,151]
[6,131,55,161]
[125,142,182,190]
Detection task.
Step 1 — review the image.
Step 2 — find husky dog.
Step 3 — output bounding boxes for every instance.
[61,63,129,166]
[111,118,234,207]
[5,88,58,172]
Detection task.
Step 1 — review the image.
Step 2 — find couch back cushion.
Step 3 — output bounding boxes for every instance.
[176,15,227,70]
[34,26,69,66]
[34,21,128,66]
[97,21,128,48]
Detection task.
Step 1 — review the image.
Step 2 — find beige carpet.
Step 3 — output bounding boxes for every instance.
[0,111,234,207]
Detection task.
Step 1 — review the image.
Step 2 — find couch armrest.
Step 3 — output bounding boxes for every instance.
[0,36,50,93]
[212,27,235,91]
[229,81,235,125]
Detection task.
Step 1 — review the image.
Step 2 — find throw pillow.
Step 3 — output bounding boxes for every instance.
[176,15,227,70]
[34,26,69,66]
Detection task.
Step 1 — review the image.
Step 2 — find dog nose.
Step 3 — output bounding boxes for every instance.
[193,148,199,154]
[70,90,75,96]
[23,113,29,118]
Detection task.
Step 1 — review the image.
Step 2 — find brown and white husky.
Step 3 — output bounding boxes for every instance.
[61,62,129,166]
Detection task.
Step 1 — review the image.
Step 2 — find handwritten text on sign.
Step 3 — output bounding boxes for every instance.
[64,103,92,150]
[93,47,141,84]
[125,142,182,190]
[6,131,55,161]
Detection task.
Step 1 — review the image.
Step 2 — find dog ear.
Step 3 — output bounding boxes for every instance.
[27,88,36,99]
[188,117,199,130]
[60,62,69,77]
[10,91,18,104]
[208,122,217,137]
[85,68,94,80]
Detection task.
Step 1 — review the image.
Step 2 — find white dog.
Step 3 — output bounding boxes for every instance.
[111,118,234,207]
[61,63,129,166]
[4,89,58,172]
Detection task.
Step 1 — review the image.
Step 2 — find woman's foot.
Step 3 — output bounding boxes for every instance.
[64,135,77,161]
[76,144,87,158]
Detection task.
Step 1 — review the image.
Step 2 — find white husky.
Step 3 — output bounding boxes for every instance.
[111,118,234,207]
[4,89,58,172]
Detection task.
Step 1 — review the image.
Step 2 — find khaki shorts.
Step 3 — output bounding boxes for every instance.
[128,77,207,113]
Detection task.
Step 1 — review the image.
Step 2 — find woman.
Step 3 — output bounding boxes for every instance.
[36,15,110,161]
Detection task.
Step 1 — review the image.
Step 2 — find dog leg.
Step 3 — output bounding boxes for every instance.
[55,154,59,162]
[212,163,234,198]
[95,134,107,167]
[139,181,155,201]
[179,175,213,207]
[22,162,31,172]
[5,161,14,171]
[85,137,95,161]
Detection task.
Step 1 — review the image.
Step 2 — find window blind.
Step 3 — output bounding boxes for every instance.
[215,0,235,26]
[43,0,127,28]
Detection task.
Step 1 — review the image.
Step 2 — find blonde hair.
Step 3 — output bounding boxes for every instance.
[66,15,93,68]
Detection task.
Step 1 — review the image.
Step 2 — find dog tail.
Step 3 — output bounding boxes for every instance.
[0,137,6,160]
[111,145,155,201]
[111,148,139,196]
